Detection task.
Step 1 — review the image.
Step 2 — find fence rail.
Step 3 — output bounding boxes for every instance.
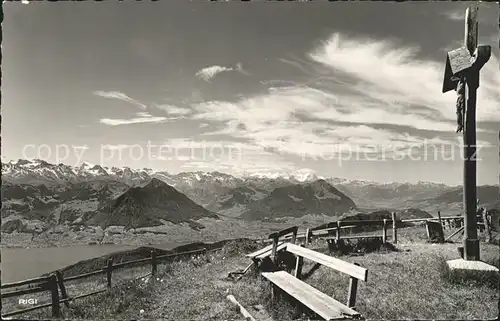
[1,276,51,290]
[401,216,463,223]
[263,213,471,246]
[1,247,218,318]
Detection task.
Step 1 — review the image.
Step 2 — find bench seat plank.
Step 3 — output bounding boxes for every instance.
[286,244,368,281]
[262,271,360,320]
[246,242,286,259]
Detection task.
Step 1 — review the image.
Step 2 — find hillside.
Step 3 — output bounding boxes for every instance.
[1,180,130,230]
[205,185,268,217]
[397,208,433,220]
[403,185,499,216]
[241,179,356,221]
[9,231,499,321]
[430,185,498,206]
[330,180,455,208]
[0,219,30,233]
[87,178,219,230]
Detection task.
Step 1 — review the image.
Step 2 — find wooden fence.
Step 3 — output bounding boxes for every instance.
[1,247,218,318]
[261,213,470,246]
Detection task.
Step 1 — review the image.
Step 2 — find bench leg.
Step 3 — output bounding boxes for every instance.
[251,258,262,277]
[327,239,334,252]
[347,265,360,308]
[270,284,282,302]
[295,255,304,280]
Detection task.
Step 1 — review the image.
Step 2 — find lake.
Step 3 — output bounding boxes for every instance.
[1,244,140,283]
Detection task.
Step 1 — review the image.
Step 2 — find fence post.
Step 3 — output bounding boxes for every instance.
[294,244,304,280]
[55,270,70,308]
[151,250,157,276]
[437,210,442,228]
[483,210,492,243]
[49,274,61,318]
[336,221,341,242]
[106,258,113,288]
[382,219,387,244]
[305,228,310,245]
[291,229,297,245]
[271,236,279,266]
[392,212,398,244]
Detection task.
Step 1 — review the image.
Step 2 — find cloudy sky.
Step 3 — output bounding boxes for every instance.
[3,1,499,185]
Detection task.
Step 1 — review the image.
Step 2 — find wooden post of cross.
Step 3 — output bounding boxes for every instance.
[442,4,491,261]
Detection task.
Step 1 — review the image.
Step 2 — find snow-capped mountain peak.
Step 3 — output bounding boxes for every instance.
[242,169,321,183]
[79,161,95,168]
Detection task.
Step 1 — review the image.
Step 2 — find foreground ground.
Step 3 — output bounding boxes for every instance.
[4,226,499,320]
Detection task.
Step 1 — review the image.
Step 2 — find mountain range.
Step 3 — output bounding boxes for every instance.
[2,159,498,233]
[87,178,219,230]
[240,179,356,221]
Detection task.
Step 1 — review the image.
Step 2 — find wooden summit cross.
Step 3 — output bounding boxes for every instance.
[442,4,491,261]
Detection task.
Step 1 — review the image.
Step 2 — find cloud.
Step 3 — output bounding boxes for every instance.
[235,63,251,76]
[180,156,297,174]
[195,66,231,82]
[308,33,500,124]
[73,145,90,151]
[195,63,249,82]
[93,90,197,117]
[101,144,136,151]
[193,95,462,159]
[442,3,498,26]
[442,9,464,21]
[279,57,318,76]
[154,104,192,116]
[188,32,499,161]
[179,147,297,173]
[94,91,147,110]
[99,112,175,126]
[151,138,296,173]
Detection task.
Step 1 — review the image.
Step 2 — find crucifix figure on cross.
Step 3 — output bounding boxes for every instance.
[441,4,491,261]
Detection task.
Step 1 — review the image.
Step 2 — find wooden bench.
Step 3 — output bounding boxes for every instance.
[245,226,299,273]
[246,242,288,261]
[262,243,368,320]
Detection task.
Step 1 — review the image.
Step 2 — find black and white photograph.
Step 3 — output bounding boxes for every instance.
[1,1,499,320]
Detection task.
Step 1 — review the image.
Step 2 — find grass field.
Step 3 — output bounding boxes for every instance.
[4,226,499,320]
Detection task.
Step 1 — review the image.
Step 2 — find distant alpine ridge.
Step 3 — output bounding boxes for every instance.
[2,159,498,232]
[2,159,451,188]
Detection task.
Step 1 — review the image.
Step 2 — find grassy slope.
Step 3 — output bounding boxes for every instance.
[6,227,499,320]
